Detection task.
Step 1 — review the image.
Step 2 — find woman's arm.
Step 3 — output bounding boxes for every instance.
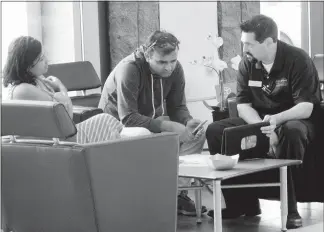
[42,76,73,118]
[13,83,53,101]
[13,83,73,118]
[52,92,73,118]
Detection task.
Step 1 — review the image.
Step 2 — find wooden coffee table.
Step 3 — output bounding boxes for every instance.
[178,156,302,232]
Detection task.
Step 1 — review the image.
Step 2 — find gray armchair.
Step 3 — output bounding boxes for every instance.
[1,100,179,232]
[45,61,103,123]
[46,61,102,107]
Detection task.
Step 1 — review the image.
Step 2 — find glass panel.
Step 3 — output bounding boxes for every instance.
[261,1,302,48]
[1,2,28,71]
[41,2,76,64]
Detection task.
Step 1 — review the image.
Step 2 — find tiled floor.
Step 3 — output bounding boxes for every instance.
[177,189,323,232]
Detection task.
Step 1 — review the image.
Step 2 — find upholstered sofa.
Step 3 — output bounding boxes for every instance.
[227,98,324,202]
[1,100,179,232]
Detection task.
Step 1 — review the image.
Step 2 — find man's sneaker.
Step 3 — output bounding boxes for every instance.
[177,190,207,216]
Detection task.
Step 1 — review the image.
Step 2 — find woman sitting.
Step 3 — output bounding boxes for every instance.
[2,36,151,143]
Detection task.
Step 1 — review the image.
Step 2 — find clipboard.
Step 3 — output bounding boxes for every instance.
[221,122,270,160]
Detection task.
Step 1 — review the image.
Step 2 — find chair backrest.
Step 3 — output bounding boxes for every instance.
[46,61,102,107]
[313,54,324,82]
[46,61,102,91]
[1,100,98,232]
[83,133,179,232]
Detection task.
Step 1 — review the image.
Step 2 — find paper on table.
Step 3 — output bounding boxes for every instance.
[179,154,210,166]
[179,154,227,209]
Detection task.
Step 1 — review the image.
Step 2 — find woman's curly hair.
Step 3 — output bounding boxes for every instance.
[3,36,42,87]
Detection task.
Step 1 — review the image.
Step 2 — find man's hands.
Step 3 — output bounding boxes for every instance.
[183,118,205,142]
[186,119,202,134]
[261,114,279,149]
[159,117,204,143]
[261,115,276,137]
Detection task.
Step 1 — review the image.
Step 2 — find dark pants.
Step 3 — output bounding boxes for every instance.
[206,117,316,213]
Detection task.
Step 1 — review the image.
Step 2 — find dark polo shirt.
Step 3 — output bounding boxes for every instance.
[236,40,322,118]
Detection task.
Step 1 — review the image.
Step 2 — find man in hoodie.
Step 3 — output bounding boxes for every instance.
[98,30,206,216]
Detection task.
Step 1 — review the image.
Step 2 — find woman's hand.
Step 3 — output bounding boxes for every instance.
[44,76,69,96]
[42,78,60,92]
[45,76,65,91]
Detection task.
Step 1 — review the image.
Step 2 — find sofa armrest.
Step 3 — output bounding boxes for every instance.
[73,105,103,124]
[83,132,179,232]
[228,97,239,118]
[1,144,97,232]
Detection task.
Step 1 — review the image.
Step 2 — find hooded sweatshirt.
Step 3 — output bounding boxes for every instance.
[98,47,192,133]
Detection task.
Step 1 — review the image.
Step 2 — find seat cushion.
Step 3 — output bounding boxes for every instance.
[73,105,103,124]
[71,94,101,108]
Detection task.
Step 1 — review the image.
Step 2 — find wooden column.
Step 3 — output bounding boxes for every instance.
[217,2,260,84]
[108,2,159,69]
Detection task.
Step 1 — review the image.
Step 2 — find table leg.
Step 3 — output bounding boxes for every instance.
[280,167,288,232]
[213,180,222,232]
[194,179,202,224]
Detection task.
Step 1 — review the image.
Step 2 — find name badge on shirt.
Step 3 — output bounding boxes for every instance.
[248,80,262,87]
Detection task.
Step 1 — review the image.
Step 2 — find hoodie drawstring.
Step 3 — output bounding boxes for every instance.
[151,74,164,119]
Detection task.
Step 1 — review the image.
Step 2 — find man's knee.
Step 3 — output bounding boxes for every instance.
[206,122,223,141]
[206,118,245,142]
[281,120,308,141]
[120,127,152,138]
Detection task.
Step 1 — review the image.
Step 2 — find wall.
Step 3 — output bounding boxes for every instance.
[160,2,219,101]
[261,2,302,48]
[98,1,110,83]
[309,2,324,56]
[159,2,219,133]
[26,2,43,42]
[81,1,101,79]
[41,2,76,64]
[1,2,28,70]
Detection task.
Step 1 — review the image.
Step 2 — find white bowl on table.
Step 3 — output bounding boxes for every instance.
[207,154,240,171]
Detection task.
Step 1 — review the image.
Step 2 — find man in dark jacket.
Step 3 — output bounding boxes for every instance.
[99,30,206,216]
[206,14,322,229]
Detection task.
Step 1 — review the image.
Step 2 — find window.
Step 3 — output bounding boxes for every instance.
[1,2,83,98]
[260,1,302,48]
[2,2,29,70]
[1,2,82,71]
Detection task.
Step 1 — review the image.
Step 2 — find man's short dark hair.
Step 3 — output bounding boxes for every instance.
[240,14,278,43]
[144,30,180,56]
